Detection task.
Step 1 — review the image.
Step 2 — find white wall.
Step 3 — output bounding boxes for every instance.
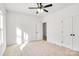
[43,4,79,46]
[0,3,6,56]
[6,11,42,45]
[43,16,62,46]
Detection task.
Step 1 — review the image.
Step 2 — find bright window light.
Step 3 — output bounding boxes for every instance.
[19,32,29,50]
[0,12,3,45]
[24,32,28,41]
[16,27,22,45]
[19,42,28,50]
[0,15,3,29]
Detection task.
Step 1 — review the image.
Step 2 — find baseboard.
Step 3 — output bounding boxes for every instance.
[47,40,79,52]
[7,43,17,47]
[29,39,43,43]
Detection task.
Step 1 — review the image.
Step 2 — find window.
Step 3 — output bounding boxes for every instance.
[24,32,28,41]
[0,10,3,45]
[16,27,22,45]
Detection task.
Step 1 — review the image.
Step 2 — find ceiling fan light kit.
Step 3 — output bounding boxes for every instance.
[37,9,44,13]
[28,3,52,14]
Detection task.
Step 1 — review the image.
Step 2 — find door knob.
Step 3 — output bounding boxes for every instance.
[70,34,73,36]
[73,34,75,36]
[70,34,75,36]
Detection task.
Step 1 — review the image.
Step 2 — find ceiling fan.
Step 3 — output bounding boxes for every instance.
[28,3,52,14]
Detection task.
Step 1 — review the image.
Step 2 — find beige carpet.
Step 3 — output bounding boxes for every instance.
[3,40,79,56]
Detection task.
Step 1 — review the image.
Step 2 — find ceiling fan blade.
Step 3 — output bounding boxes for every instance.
[44,4,52,8]
[43,9,48,12]
[40,3,42,7]
[28,7,38,9]
[37,3,39,5]
[37,3,40,7]
[37,3,43,8]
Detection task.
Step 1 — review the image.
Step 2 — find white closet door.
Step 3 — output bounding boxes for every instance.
[62,17,73,49]
[37,23,42,40]
[35,22,42,40]
[73,15,79,51]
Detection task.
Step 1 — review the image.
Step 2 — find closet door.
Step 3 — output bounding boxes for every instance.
[37,23,42,40]
[62,17,73,49]
[73,15,79,51]
[35,22,42,40]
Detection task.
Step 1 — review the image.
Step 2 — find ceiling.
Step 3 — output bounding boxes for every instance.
[5,3,75,17]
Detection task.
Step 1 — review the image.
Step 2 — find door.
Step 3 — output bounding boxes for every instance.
[62,16,73,49]
[35,23,42,40]
[73,15,79,51]
[43,23,47,41]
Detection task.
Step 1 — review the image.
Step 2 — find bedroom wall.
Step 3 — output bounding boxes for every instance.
[0,3,6,56]
[6,11,42,45]
[43,4,79,46]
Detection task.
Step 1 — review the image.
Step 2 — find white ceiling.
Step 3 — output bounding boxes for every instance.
[5,3,75,17]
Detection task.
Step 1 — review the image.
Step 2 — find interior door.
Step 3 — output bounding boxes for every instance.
[73,15,79,51]
[35,22,42,40]
[62,16,73,49]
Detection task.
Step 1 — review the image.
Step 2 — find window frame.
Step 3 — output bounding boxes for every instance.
[0,10,3,45]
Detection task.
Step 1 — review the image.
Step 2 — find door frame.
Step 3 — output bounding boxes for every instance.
[43,22,47,41]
